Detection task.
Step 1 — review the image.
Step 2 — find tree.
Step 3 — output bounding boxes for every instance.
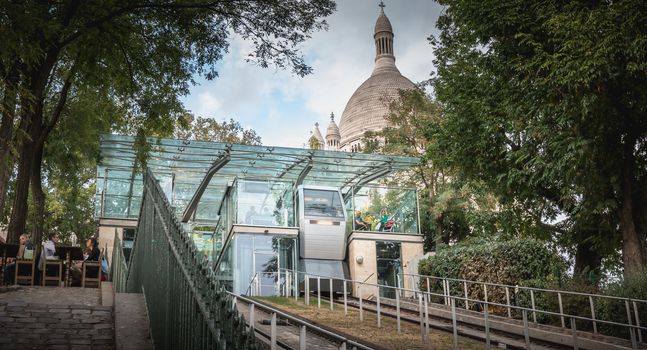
[363,89,501,249]
[174,114,262,145]
[0,0,335,243]
[430,0,646,276]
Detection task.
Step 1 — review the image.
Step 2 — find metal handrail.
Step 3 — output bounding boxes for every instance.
[404,272,647,304]
[230,292,374,350]
[277,268,645,349]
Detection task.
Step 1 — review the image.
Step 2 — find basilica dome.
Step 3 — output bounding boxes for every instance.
[338,4,416,151]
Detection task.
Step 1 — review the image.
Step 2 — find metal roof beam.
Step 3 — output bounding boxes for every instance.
[181,149,231,222]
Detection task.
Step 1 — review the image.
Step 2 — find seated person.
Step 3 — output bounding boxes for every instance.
[71,237,101,286]
[3,234,32,285]
[33,232,57,274]
[353,211,369,231]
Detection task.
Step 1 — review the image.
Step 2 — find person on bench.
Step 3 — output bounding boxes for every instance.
[71,237,100,286]
[3,234,32,285]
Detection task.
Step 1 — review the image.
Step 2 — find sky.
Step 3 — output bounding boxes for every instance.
[181,0,441,148]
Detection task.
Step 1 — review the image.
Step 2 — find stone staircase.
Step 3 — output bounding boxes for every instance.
[0,283,153,350]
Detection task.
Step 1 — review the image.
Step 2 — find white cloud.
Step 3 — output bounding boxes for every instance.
[182,1,441,148]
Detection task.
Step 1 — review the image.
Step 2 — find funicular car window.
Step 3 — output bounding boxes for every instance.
[303,189,344,218]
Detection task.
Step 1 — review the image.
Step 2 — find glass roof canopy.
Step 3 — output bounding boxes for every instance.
[96,134,419,223]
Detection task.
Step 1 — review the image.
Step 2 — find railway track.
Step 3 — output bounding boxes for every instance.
[324,293,644,350]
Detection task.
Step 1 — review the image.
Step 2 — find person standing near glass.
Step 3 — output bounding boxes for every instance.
[379,209,389,231]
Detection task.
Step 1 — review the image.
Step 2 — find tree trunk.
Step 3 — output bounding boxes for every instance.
[618,141,646,277]
[29,121,46,247]
[0,66,19,224]
[7,110,42,242]
[573,238,603,286]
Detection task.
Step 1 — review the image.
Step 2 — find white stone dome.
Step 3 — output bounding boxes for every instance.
[338,4,416,150]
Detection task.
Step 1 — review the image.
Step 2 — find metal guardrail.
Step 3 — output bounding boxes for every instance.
[231,292,374,350]
[109,232,128,292]
[265,268,646,350]
[404,272,646,341]
[114,168,261,350]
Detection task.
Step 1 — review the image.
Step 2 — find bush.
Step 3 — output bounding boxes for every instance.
[418,238,566,314]
[597,272,647,339]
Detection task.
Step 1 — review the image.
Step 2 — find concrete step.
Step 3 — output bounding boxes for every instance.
[114,292,153,350]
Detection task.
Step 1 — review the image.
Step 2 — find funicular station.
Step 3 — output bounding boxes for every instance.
[96,134,422,299]
[95,134,647,350]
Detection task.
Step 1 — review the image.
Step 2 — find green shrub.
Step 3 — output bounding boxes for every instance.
[597,273,647,339]
[418,238,566,314]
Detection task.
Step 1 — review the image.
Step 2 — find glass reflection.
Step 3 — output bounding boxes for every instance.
[235,180,294,227]
[351,186,419,234]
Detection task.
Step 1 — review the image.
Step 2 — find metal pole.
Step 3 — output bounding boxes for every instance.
[343,281,348,315]
[294,271,298,301]
[464,281,469,310]
[376,289,381,328]
[424,292,430,336]
[419,293,425,342]
[330,278,334,311]
[426,277,431,295]
[530,289,537,323]
[484,302,491,349]
[396,289,401,333]
[299,325,306,350]
[483,283,488,304]
[451,298,458,350]
[522,310,531,349]
[305,275,310,306]
[633,301,642,343]
[505,286,511,318]
[571,318,578,350]
[249,304,255,332]
[626,300,638,349]
[339,341,347,350]
[443,278,448,305]
[317,276,321,309]
[271,312,277,350]
[589,296,597,334]
[558,292,565,328]
[359,285,364,322]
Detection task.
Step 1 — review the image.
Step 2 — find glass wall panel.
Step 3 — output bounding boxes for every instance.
[226,234,297,295]
[351,186,419,234]
[235,180,294,227]
[376,241,402,298]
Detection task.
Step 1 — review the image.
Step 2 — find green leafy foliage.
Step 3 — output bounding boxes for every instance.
[429,0,647,276]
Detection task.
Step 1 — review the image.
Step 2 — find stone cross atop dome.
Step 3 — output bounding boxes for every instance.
[373,1,397,75]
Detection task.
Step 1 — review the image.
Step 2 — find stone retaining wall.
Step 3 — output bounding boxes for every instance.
[0,300,114,350]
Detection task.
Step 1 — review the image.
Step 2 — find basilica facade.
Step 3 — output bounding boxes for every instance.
[308,3,417,152]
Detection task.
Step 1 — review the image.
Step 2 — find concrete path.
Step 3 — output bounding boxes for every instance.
[114,293,153,350]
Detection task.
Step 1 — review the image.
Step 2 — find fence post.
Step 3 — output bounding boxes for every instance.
[271,312,277,350]
[317,276,321,309]
[299,325,306,350]
[626,300,638,349]
[419,293,425,342]
[422,291,429,337]
[633,301,642,343]
[589,296,597,334]
[505,286,511,318]
[330,278,334,311]
[359,285,364,322]
[294,271,298,301]
[571,318,579,350]
[376,288,381,328]
[396,289,401,334]
[451,298,458,350]
[443,278,448,305]
[343,281,348,315]
[464,281,469,310]
[484,302,491,349]
[530,289,537,323]
[249,304,255,332]
[522,310,531,349]
[558,292,565,328]
[305,275,310,306]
